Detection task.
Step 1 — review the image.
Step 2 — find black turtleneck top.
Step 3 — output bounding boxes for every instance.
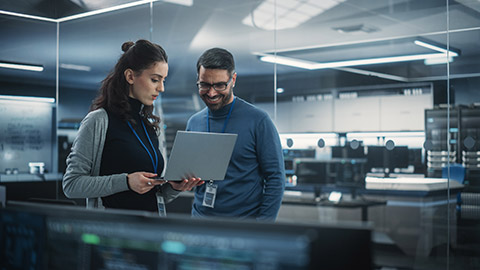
[100,97,164,212]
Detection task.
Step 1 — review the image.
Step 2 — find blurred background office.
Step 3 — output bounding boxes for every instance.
[1,0,480,269]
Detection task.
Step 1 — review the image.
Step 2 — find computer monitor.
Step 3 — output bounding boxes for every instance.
[294,159,329,185]
[1,201,373,270]
[332,160,367,188]
[366,146,384,169]
[367,145,409,175]
[331,144,365,159]
[0,208,46,269]
[284,159,294,172]
[408,148,424,173]
[294,159,366,188]
[389,146,409,170]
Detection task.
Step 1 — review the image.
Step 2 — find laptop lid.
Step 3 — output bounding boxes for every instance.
[164,131,237,181]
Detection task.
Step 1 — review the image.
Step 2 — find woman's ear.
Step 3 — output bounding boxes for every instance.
[124,69,135,85]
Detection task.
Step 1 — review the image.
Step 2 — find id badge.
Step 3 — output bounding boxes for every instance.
[202,181,217,208]
[156,192,167,217]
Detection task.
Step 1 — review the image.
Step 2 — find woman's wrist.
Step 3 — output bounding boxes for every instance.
[126,174,133,191]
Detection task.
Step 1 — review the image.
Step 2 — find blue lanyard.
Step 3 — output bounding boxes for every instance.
[207,97,236,133]
[127,120,158,174]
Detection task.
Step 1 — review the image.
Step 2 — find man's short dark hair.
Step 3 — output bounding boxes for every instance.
[197,48,235,76]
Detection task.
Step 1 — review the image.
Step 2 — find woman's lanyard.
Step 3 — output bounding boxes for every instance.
[206,97,236,133]
[127,120,158,174]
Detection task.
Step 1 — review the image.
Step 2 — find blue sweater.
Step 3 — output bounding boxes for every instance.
[186,97,285,221]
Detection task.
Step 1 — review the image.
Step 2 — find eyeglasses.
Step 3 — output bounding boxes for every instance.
[197,77,233,92]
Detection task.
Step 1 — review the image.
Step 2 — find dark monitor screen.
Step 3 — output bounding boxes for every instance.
[0,209,46,270]
[331,160,367,188]
[408,148,422,165]
[294,159,328,185]
[366,146,385,168]
[390,146,409,169]
[367,146,409,170]
[2,202,373,270]
[294,159,366,187]
[285,159,294,171]
[331,145,365,159]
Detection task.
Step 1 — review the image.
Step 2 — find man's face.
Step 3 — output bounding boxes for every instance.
[197,66,236,111]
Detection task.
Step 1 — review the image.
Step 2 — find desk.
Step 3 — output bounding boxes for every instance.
[0,173,63,182]
[282,198,385,222]
[281,180,464,257]
[0,176,85,206]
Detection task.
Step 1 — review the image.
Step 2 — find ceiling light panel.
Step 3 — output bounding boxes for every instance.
[424,56,453,65]
[164,0,193,6]
[258,39,459,70]
[414,40,458,56]
[60,63,91,72]
[0,62,44,72]
[243,0,345,30]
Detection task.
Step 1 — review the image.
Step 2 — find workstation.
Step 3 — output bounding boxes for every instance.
[1,1,480,269]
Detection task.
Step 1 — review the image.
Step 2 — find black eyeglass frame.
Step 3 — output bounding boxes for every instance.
[196,76,233,92]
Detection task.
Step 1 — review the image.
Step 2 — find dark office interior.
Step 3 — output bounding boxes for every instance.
[1,1,480,269]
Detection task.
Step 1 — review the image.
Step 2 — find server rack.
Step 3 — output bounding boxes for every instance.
[425,106,460,178]
[425,106,480,244]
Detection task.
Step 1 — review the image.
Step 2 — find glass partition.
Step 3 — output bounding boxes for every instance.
[154,0,277,155]
[447,1,480,268]
[266,1,479,269]
[0,13,59,196]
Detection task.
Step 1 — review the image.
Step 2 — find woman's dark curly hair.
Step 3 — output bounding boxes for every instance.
[91,39,168,132]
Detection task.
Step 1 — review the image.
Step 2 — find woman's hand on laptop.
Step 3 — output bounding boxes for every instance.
[169,177,204,191]
[127,172,165,194]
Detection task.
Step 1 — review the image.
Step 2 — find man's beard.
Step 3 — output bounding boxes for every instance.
[201,87,233,111]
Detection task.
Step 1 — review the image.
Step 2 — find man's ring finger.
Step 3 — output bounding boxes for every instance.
[147,181,152,186]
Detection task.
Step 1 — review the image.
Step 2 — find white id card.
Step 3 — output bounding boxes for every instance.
[156,192,167,217]
[202,182,217,208]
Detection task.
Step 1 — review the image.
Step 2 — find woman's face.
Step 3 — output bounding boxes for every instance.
[126,61,168,106]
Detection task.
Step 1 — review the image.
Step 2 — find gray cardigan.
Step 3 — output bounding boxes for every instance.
[62,108,180,208]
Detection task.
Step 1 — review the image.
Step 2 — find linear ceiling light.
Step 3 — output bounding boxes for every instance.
[260,53,451,70]
[1,0,193,23]
[164,0,193,6]
[424,56,454,65]
[58,0,193,22]
[60,63,91,72]
[259,40,459,70]
[243,0,345,30]
[58,0,154,22]
[414,40,458,56]
[70,0,192,10]
[260,55,318,69]
[0,0,195,23]
[0,10,57,22]
[0,95,55,103]
[0,62,44,72]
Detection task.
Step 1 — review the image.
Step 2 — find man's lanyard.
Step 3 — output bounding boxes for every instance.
[207,97,236,133]
[127,120,158,174]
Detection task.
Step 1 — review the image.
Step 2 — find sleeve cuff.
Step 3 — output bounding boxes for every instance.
[111,173,130,194]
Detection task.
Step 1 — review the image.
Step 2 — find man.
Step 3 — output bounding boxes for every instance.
[186,48,285,221]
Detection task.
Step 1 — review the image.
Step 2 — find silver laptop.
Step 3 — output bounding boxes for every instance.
[163,131,237,181]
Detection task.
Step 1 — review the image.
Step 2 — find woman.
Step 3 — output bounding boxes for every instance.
[63,39,203,213]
